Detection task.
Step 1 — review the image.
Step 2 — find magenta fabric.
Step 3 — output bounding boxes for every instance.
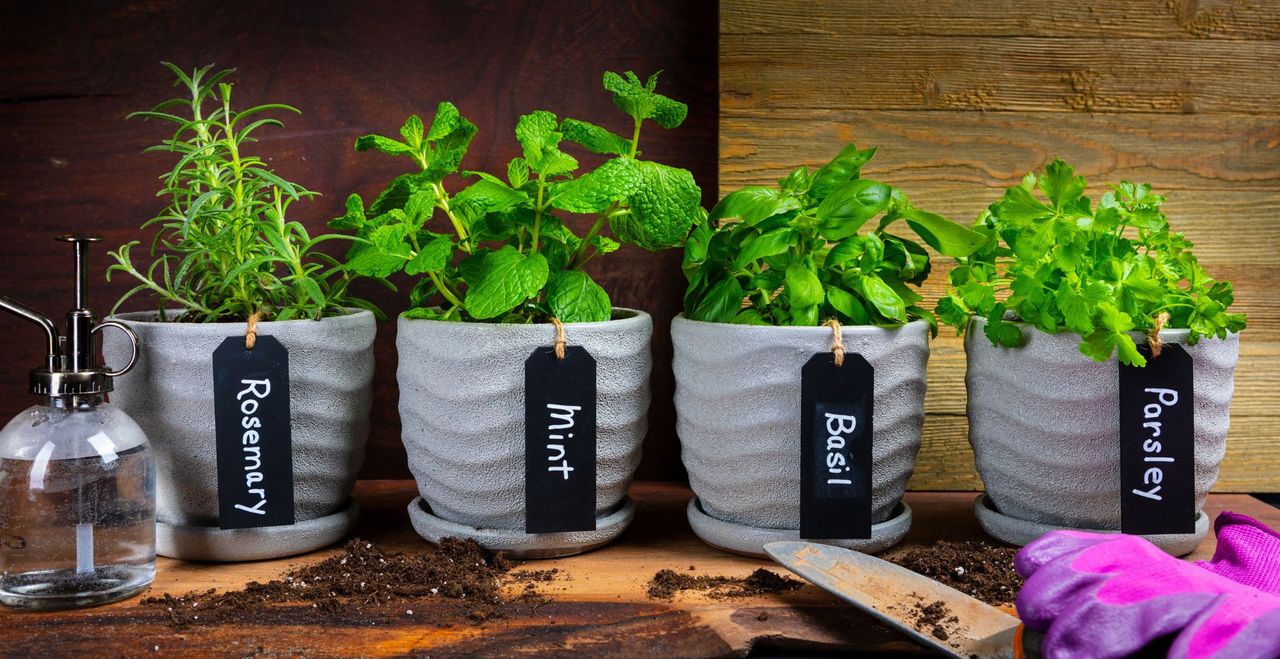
[1015,529,1280,658]
[1197,511,1280,596]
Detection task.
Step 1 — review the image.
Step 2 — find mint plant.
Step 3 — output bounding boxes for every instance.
[333,71,701,323]
[108,63,375,322]
[936,160,1246,366]
[681,145,984,328]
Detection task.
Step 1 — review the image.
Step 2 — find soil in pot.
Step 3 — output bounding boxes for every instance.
[143,537,555,627]
[885,540,1023,607]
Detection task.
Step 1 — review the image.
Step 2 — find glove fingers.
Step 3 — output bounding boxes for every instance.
[1017,555,1111,629]
[1042,593,1216,659]
[1015,530,1120,577]
[1169,595,1280,659]
[1197,511,1280,596]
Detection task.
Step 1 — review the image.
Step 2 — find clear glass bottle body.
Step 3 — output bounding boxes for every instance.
[0,397,155,610]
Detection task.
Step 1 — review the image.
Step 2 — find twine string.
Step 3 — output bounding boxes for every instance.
[245,311,262,351]
[822,318,845,368]
[1148,311,1171,359]
[551,317,566,361]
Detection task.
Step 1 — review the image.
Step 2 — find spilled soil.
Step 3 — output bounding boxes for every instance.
[888,540,1023,606]
[143,537,552,627]
[646,567,803,601]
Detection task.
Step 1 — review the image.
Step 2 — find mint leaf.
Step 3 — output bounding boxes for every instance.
[508,158,529,188]
[549,157,640,213]
[426,102,461,141]
[400,115,425,148]
[355,134,413,157]
[612,160,701,250]
[453,178,530,214]
[547,270,611,323]
[463,246,549,319]
[405,235,453,275]
[329,194,367,230]
[515,110,578,176]
[560,118,632,155]
[602,70,687,128]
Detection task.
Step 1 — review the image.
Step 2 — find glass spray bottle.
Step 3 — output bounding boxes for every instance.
[0,233,155,610]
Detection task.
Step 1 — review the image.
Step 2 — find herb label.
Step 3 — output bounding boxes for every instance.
[1119,344,1195,535]
[524,346,597,533]
[800,353,873,540]
[213,335,295,530]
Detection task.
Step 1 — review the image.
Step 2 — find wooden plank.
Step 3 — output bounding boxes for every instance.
[913,411,1280,491]
[721,109,1280,192]
[3,480,1275,656]
[722,0,1280,40]
[721,36,1280,114]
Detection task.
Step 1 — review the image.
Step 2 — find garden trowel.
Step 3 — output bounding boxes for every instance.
[763,541,1041,659]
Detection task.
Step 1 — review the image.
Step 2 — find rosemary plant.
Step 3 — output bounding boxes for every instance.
[108,63,377,322]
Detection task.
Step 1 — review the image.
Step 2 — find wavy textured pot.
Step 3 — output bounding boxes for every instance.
[102,310,375,561]
[672,315,928,557]
[397,309,651,558]
[966,316,1239,555]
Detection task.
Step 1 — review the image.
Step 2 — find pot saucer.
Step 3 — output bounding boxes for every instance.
[157,499,360,562]
[685,496,912,558]
[407,496,635,559]
[973,494,1209,556]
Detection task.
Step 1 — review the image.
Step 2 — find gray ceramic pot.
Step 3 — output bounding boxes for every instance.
[672,315,928,557]
[102,310,375,561]
[397,309,651,558]
[965,316,1239,555]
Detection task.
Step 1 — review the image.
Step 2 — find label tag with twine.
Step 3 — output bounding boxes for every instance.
[524,318,597,534]
[800,320,874,540]
[1119,340,1195,535]
[211,316,296,530]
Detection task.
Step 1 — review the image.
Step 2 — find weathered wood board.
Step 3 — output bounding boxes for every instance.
[3,480,1274,656]
[720,0,1280,491]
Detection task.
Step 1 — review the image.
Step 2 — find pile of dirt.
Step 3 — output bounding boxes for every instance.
[143,537,547,627]
[910,598,960,642]
[646,567,803,601]
[888,540,1023,606]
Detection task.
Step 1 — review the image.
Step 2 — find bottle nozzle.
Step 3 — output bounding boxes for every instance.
[0,296,60,371]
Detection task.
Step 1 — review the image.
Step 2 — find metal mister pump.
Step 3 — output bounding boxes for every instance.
[0,233,157,611]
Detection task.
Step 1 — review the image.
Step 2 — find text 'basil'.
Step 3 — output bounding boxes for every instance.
[213,335,295,530]
[800,352,873,540]
[1119,344,1195,535]
[525,346,597,533]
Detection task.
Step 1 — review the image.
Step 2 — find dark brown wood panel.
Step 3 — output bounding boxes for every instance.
[0,0,718,480]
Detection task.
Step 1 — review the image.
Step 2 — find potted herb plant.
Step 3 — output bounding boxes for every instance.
[937,160,1245,554]
[337,71,701,557]
[674,145,984,556]
[100,64,379,562]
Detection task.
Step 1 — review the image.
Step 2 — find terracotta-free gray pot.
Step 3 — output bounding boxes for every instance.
[965,316,1239,555]
[672,315,929,557]
[102,310,375,561]
[397,309,651,558]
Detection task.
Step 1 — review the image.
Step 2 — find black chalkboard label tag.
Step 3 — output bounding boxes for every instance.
[800,352,873,540]
[525,346,597,533]
[1119,344,1195,535]
[213,335,296,530]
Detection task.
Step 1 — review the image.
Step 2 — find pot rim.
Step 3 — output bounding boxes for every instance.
[397,306,650,330]
[108,308,375,328]
[967,314,1240,341]
[672,312,930,335]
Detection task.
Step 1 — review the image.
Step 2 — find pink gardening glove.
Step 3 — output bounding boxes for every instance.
[1016,530,1280,658]
[1197,512,1280,596]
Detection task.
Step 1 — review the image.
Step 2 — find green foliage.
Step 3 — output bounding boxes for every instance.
[936,160,1246,366]
[107,63,376,322]
[337,71,701,323]
[681,144,983,329]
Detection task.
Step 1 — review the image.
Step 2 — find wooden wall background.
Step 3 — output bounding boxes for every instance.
[0,0,716,480]
[721,0,1280,491]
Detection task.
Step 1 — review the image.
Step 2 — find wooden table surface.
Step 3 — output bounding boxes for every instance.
[3,481,1276,657]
